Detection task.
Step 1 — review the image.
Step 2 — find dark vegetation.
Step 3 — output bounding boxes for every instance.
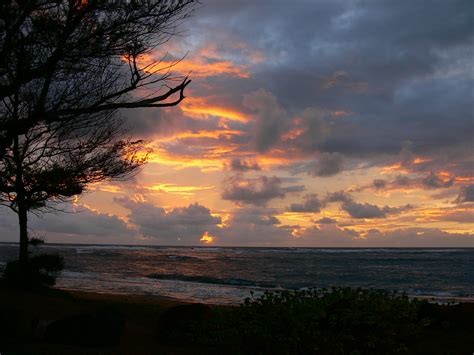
[2,253,64,288]
[161,288,465,354]
[1,286,472,354]
[1,238,64,289]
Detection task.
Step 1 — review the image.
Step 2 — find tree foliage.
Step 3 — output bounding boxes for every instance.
[0,0,197,270]
[0,0,195,157]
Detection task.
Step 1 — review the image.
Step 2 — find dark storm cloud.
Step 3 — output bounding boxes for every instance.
[222,175,305,206]
[316,217,337,224]
[229,158,261,172]
[311,152,344,177]
[341,202,412,219]
[359,172,458,194]
[455,185,474,203]
[230,207,281,226]
[243,89,290,152]
[341,202,387,219]
[116,198,221,244]
[288,194,323,213]
[373,179,386,190]
[182,0,473,174]
[422,173,455,189]
[324,190,353,204]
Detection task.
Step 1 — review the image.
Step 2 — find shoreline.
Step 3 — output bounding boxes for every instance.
[57,285,474,305]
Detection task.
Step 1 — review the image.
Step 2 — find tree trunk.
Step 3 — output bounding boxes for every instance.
[18,198,29,266]
[12,110,28,267]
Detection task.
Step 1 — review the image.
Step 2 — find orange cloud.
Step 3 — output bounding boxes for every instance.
[164,59,250,78]
[412,157,432,164]
[332,110,351,117]
[131,52,250,79]
[144,144,240,171]
[155,129,245,142]
[145,183,215,196]
[381,163,411,174]
[180,97,249,122]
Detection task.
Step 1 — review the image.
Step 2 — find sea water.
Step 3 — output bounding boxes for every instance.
[0,243,472,304]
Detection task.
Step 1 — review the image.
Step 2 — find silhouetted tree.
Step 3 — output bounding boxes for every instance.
[0,0,197,274]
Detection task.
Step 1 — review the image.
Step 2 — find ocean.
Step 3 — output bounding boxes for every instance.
[0,243,473,304]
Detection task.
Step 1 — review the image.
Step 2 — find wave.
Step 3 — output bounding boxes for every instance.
[146,273,278,288]
[166,255,195,260]
[255,248,468,254]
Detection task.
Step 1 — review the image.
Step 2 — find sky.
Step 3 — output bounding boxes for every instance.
[1,0,473,247]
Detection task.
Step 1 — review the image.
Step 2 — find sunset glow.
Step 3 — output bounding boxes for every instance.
[200,231,215,244]
[0,0,472,248]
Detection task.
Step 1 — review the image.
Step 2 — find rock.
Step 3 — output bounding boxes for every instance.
[44,306,125,347]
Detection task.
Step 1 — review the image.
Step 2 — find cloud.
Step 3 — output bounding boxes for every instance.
[222,175,304,206]
[197,0,472,165]
[362,173,457,193]
[229,158,261,172]
[243,89,290,152]
[316,217,337,224]
[311,152,344,177]
[363,228,474,248]
[3,1,468,247]
[292,226,473,248]
[455,185,474,203]
[324,191,353,204]
[116,198,221,244]
[341,201,412,219]
[217,207,291,246]
[293,224,361,247]
[230,207,281,226]
[342,202,387,219]
[435,209,474,223]
[0,204,135,244]
[373,179,387,189]
[288,194,323,213]
[422,173,455,189]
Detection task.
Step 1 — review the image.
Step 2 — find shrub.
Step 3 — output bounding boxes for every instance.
[28,237,45,247]
[2,254,64,289]
[192,288,430,354]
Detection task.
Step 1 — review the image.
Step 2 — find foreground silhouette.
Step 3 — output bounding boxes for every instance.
[0,287,473,354]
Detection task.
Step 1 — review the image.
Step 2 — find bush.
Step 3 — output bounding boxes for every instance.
[191,288,431,354]
[2,254,64,289]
